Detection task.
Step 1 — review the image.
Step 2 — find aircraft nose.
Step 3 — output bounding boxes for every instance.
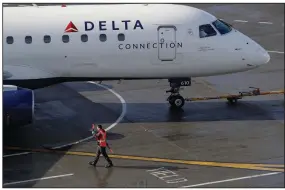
[256,47,270,65]
[235,30,270,68]
[247,41,270,67]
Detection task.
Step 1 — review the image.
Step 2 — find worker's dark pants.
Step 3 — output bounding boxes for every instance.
[93,146,112,165]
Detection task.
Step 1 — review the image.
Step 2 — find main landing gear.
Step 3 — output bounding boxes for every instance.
[166,78,191,109]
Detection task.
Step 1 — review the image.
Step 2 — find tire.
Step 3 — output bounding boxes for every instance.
[168,96,175,105]
[169,95,185,108]
[227,98,238,105]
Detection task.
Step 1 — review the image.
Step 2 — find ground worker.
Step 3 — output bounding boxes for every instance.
[89,124,113,168]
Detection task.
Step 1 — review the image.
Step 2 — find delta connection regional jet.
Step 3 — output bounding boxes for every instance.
[3,4,270,127]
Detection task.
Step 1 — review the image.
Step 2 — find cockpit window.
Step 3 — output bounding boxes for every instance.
[199,24,217,38]
[212,19,232,35]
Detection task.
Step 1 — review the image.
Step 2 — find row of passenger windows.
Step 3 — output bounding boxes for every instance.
[6,20,232,44]
[6,33,126,44]
[199,19,232,38]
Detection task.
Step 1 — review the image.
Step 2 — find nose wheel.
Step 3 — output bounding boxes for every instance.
[166,78,190,109]
[168,95,185,108]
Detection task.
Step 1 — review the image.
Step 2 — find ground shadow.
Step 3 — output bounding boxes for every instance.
[80,99,284,124]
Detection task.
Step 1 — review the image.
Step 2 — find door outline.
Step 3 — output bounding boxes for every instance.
[157,25,177,61]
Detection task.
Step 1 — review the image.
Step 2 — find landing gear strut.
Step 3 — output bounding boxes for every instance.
[166,78,191,109]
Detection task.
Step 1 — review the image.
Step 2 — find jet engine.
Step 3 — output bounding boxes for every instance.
[3,85,35,127]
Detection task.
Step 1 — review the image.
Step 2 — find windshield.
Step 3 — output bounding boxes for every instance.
[199,24,217,38]
[212,19,232,35]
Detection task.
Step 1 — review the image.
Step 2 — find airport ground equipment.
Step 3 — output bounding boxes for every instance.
[166,85,284,108]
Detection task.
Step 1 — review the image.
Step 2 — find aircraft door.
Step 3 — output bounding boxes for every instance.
[157,26,177,61]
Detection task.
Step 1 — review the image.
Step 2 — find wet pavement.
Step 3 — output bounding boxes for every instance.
[3,3,284,188]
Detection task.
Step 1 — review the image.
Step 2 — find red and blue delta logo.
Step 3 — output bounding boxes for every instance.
[64,21,78,33]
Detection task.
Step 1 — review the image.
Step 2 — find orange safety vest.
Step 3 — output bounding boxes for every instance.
[96,129,107,147]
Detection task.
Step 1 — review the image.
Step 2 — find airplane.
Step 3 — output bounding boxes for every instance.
[3,4,270,127]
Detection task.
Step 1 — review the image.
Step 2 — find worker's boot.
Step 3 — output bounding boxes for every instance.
[89,161,96,166]
[105,163,113,168]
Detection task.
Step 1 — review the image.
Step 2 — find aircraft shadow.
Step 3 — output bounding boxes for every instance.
[85,99,284,123]
[61,81,284,123]
[63,82,113,92]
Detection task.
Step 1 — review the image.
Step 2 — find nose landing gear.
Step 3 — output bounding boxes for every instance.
[167,92,185,109]
[166,78,191,109]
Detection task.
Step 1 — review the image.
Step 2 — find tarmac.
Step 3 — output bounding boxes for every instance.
[3,3,284,188]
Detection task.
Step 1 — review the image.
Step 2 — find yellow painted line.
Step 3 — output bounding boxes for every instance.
[4,146,284,172]
[251,164,284,167]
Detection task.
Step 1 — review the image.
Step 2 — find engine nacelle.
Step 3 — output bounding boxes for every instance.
[3,85,35,127]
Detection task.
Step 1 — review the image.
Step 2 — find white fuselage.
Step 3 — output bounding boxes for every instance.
[3,4,270,87]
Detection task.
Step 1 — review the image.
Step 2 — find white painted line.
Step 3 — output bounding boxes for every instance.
[3,173,74,186]
[90,81,127,131]
[181,172,281,188]
[233,20,248,23]
[3,152,30,158]
[49,82,127,149]
[258,21,273,24]
[267,50,284,54]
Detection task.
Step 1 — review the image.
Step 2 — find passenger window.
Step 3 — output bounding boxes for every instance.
[43,35,51,43]
[99,34,107,42]
[62,35,69,43]
[118,33,125,41]
[199,24,217,38]
[212,19,232,35]
[6,36,14,44]
[81,34,88,42]
[25,36,32,44]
